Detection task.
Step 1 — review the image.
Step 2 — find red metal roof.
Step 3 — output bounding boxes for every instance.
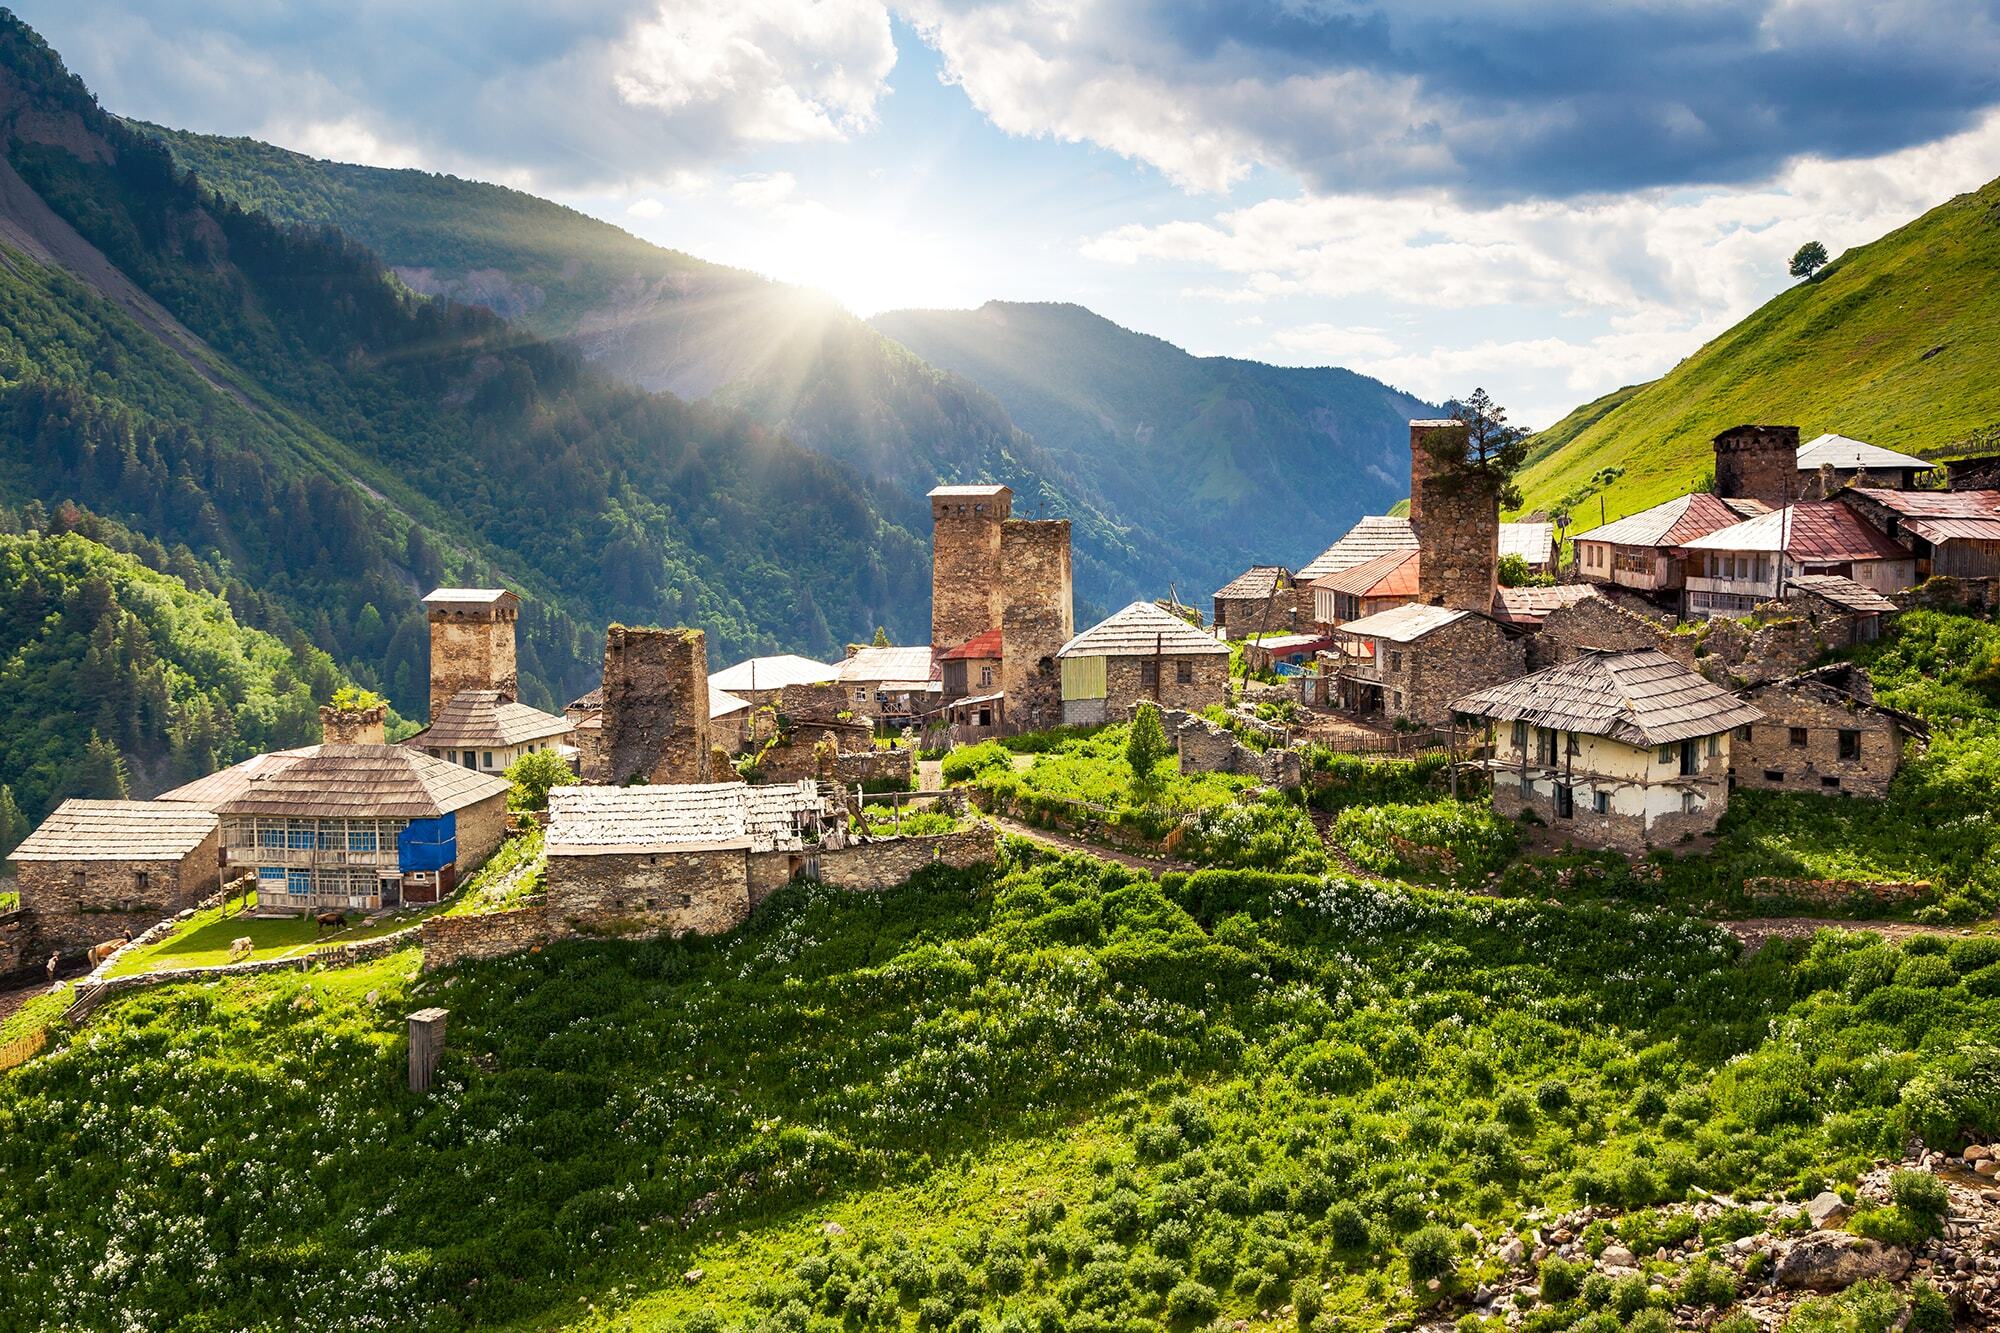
[941,628,1004,661]
[1315,547,1419,598]
[1682,502,1910,562]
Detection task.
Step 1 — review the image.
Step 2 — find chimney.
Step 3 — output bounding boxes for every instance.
[320,701,387,746]
[1408,418,1498,613]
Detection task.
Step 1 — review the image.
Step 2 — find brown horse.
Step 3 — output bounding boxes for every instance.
[86,938,128,967]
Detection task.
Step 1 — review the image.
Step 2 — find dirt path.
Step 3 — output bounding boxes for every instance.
[1722,916,1979,952]
[916,760,943,793]
[986,816,1201,875]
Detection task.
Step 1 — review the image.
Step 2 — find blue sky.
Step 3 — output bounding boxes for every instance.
[24,1,2000,427]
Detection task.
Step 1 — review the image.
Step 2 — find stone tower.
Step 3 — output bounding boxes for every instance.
[319,700,387,746]
[998,518,1074,730]
[598,625,712,786]
[423,588,520,722]
[929,485,1011,654]
[1713,424,1799,508]
[1408,419,1499,613]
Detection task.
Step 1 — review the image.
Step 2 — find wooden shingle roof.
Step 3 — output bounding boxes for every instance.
[157,744,508,819]
[546,781,826,855]
[1213,565,1292,600]
[838,646,938,685]
[10,800,217,863]
[1058,602,1229,658]
[1335,602,1475,644]
[1785,573,1899,614]
[1298,516,1417,580]
[1452,649,1763,747]
[410,691,573,750]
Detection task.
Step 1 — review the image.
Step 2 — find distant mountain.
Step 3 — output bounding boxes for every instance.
[1516,178,2000,527]
[137,124,1177,614]
[871,302,1434,591]
[0,13,928,730]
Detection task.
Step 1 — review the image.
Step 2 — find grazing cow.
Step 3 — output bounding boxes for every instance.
[314,910,346,932]
[86,939,128,967]
[228,935,254,962]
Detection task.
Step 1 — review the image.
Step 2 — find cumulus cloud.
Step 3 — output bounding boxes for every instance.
[28,0,896,191]
[907,0,2000,200]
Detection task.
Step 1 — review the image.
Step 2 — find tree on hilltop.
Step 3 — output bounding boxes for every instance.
[1790,241,1830,281]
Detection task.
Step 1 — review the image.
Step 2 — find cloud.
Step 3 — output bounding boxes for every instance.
[25,0,897,191]
[906,0,2000,200]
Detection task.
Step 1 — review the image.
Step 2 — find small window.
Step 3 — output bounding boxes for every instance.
[1764,769,1784,783]
[1680,740,1698,776]
[1707,734,1721,758]
[1738,724,1753,741]
[1139,660,1160,689]
[672,892,692,908]
[1176,659,1193,684]
[1838,729,1861,761]
[978,666,993,687]
[1591,790,1608,815]
[1511,720,1528,749]
[1657,743,1674,765]
[1789,727,1808,748]
[1389,651,1403,672]
[482,751,495,769]
[1555,784,1574,819]
[1821,776,1841,789]
[855,688,868,702]
[134,869,150,892]
[1682,791,1700,814]
[1565,732,1581,756]
[645,897,658,909]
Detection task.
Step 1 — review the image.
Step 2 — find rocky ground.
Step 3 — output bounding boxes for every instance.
[1408,1149,2000,1330]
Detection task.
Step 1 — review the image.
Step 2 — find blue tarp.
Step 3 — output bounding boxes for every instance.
[399,813,457,873]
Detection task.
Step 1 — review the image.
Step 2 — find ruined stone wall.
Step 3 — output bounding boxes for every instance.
[1713,424,1800,508]
[1409,421,1500,614]
[428,604,517,721]
[1162,709,1303,789]
[814,826,998,892]
[1696,616,1820,688]
[0,909,27,979]
[17,831,220,956]
[1531,597,1684,670]
[779,681,859,723]
[999,519,1073,731]
[454,793,510,876]
[318,703,387,745]
[419,905,552,972]
[545,847,750,938]
[931,501,1006,654]
[597,626,712,785]
[1491,774,1726,855]
[1731,685,1904,798]
[1102,653,1229,717]
[1214,593,1295,637]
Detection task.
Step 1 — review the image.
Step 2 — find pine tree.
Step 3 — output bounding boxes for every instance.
[77,731,131,800]
[0,784,26,857]
[1126,702,1171,793]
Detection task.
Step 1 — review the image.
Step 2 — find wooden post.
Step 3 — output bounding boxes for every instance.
[408,1007,448,1094]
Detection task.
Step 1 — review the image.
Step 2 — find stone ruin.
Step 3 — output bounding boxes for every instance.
[593,625,712,785]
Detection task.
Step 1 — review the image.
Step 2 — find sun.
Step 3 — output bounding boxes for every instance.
[754,203,970,316]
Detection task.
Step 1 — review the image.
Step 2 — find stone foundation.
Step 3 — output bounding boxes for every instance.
[546,846,750,938]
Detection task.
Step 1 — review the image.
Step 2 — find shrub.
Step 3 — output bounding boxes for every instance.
[1403,1225,1457,1286]
[1326,1201,1370,1251]
[1538,1256,1585,1303]
[1890,1169,1950,1233]
[1536,1080,1573,1114]
[1676,1256,1738,1308]
[1163,1279,1219,1322]
[1909,1278,1952,1333]
[941,741,1011,785]
[1127,703,1171,790]
[1331,800,1518,886]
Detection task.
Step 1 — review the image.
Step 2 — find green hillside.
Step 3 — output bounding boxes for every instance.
[0,513,346,833]
[872,301,1434,589]
[139,124,1174,614]
[1515,177,2000,528]
[0,14,929,726]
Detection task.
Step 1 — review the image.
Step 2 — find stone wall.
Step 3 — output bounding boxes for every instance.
[545,846,750,938]
[455,792,510,876]
[18,829,222,957]
[1409,420,1500,614]
[1103,652,1230,717]
[778,681,860,723]
[932,494,1007,653]
[1697,615,1820,688]
[999,521,1072,732]
[597,625,712,785]
[1742,876,1931,907]
[1713,424,1799,508]
[420,906,552,972]
[1732,676,1906,798]
[428,601,517,721]
[814,826,998,892]
[1531,596,1686,669]
[1214,593,1296,637]
[1894,575,2000,615]
[0,908,27,979]
[1492,775,1727,855]
[1160,708,1303,789]
[1377,616,1523,725]
[318,702,387,745]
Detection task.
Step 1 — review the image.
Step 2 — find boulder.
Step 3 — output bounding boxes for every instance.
[1599,1244,1638,1269]
[1774,1233,1911,1291]
[1805,1190,1851,1229]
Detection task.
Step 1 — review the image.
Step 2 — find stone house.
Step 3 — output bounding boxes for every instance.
[1212,566,1300,638]
[1529,594,1685,671]
[1678,502,1916,618]
[1056,601,1230,725]
[544,781,832,935]
[1574,492,1768,597]
[1731,664,1924,799]
[1312,547,1418,626]
[928,483,1073,732]
[1836,487,2000,580]
[838,645,940,727]
[159,743,509,910]
[8,801,222,955]
[1797,434,1934,494]
[1298,516,1421,628]
[1330,602,1524,727]
[1453,648,1764,852]
[940,628,1003,702]
[1488,584,1603,630]
[410,691,573,775]
[1781,573,1900,648]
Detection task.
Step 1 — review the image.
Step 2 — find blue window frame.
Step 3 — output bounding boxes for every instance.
[258,827,284,850]
[348,829,377,853]
[286,869,311,895]
[257,866,285,884]
[287,825,315,851]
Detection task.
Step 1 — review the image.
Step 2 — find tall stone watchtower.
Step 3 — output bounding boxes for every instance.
[598,625,711,786]
[998,517,1074,730]
[929,485,1011,654]
[423,588,520,722]
[1408,420,1499,614]
[1713,424,1799,508]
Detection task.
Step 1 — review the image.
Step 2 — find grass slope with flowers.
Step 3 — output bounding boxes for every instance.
[4,846,2000,1332]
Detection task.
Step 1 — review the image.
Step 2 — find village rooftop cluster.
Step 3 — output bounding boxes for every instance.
[0,419,1985,972]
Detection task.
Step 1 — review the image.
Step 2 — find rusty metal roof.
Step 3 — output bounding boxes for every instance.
[1213,565,1292,600]
[546,780,825,855]
[10,800,217,863]
[1453,649,1764,746]
[158,744,508,819]
[1297,516,1418,580]
[1313,547,1419,598]
[409,691,573,750]
[1580,492,1769,548]
[1681,502,1910,561]
[1844,487,2000,517]
[940,629,1004,661]
[1059,601,1229,658]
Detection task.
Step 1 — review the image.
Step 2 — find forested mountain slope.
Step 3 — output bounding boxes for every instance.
[0,15,928,731]
[140,124,1173,612]
[1515,177,2000,527]
[872,301,1434,584]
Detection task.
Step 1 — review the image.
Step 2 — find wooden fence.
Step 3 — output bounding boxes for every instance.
[0,1023,48,1074]
[1306,726,1461,760]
